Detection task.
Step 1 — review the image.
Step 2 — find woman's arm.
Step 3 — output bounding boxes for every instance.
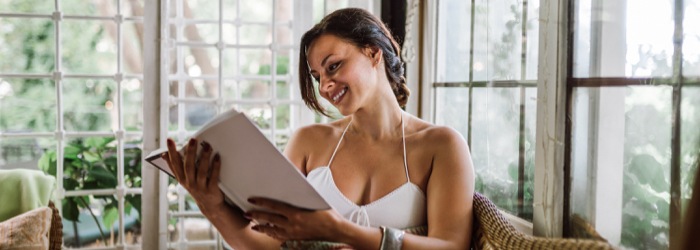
[163,138,281,250]
[253,126,475,249]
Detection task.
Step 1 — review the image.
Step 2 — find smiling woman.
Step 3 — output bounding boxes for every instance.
[162,7,475,250]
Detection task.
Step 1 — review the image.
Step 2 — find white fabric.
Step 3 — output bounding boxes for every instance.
[306,114,427,228]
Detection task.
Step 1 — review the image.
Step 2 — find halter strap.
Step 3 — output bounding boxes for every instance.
[327,119,353,166]
[327,114,411,183]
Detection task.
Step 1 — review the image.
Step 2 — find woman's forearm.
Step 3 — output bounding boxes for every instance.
[201,203,281,250]
[337,221,463,250]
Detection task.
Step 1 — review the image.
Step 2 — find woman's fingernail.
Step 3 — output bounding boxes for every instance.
[214,153,220,162]
[200,141,211,151]
[189,139,196,146]
[248,198,257,204]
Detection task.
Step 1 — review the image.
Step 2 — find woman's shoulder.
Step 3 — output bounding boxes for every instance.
[293,117,351,139]
[408,117,466,146]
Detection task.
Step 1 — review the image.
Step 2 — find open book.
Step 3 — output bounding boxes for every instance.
[145,109,330,212]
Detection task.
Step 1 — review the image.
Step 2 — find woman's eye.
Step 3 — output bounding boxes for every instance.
[328,62,340,71]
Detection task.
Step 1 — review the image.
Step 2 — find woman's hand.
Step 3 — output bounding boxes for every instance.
[162,138,226,213]
[245,198,347,242]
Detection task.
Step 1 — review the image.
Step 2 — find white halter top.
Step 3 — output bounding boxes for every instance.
[306,115,426,229]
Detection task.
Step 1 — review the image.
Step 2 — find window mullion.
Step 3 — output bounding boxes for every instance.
[669,0,685,247]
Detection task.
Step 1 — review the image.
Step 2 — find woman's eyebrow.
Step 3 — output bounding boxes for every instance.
[321,54,334,67]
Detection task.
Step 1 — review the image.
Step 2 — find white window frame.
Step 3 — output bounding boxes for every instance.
[142,1,379,249]
[418,0,569,236]
[0,1,145,249]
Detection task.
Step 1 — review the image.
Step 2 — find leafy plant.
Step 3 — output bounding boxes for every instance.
[38,137,142,245]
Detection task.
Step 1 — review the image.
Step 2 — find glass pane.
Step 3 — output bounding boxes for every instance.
[684,0,700,76]
[183,24,219,44]
[184,0,220,20]
[0,17,55,74]
[435,0,472,82]
[0,78,56,132]
[491,0,523,80]
[240,104,271,129]
[434,87,469,138]
[63,79,116,132]
[525,0,540,80]
[570,86,673,249]
[62,197,140,247]
[122,0,144,17]
[573,0,674,78]
[61,0,117,16]
[222,23,239,44]
[276,49,292,76]
[276,104,290,129]
[222,48,240,76]
[123,21,144,75]
[169,103,218,131]
[277,80,292,100]
[681,87,700,213]
[472,0,488,81]
[240,80,271,99]
[0,0,53,13]
[0,137,53,170]
[240,0,272,22]
[522,87,537,220]
[124,135,143,189]
[241,25,272,45]
[123,78,143,131]
[222,0,238,21]
[62,20,118,75]
[240,49,272,75]
[471,87,521,216]
[179,47,220,77]
[62,137,120,190]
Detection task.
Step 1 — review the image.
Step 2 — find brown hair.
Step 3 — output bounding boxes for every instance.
[299,8,410,117]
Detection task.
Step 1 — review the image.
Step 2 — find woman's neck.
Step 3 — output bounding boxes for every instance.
[348,102,404,141]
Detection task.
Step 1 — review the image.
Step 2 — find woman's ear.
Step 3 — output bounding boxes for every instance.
[363,46,382,66]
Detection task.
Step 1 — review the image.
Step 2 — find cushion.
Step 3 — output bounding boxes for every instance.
[0,206,52,250]
[0,169,56,222]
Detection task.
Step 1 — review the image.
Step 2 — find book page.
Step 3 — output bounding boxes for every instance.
[146,112,330,212]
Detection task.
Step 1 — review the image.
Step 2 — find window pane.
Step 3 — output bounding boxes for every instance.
[570,86,673,249]
[62,20,118,75]
[573,0,674,78]
[0,137,53,169]
[435,0,472,82]
[240,0,273,22]
[434,87,469,137]
[0,0,53,13]
[123,78,143,131]
[473,0,523,81]
[61,0,117,16]
[681,86,700,214]
[62,137,121,190]
[0,17,55,74]
[684,0,700,76]
[63,79,116,132]
[0,79,56,132]
[471,87,521,217]
[169,103,218,131]
[525,0,540,80]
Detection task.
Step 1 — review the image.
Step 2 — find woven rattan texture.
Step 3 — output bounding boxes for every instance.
[471,192,616,250]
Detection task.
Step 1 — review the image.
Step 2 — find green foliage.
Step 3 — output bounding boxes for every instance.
[38,137,143,241]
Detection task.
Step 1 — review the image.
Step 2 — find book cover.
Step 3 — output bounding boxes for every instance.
[145,109,330,212]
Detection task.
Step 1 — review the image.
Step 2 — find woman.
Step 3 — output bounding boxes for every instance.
[163,8,474,249]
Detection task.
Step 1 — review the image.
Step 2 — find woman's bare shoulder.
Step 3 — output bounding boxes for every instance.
[408,117,466,147]
[292,118,350,139]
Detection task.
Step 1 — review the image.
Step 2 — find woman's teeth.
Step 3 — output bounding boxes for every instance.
[332,87,347,102]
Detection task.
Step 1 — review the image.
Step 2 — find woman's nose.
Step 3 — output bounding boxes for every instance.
[320,77,334,92]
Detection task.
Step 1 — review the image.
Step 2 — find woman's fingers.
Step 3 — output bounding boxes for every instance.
[252,224,287,241]
[197,141,212,189]
[208,153,221,190]
[184,138,198,187]
[247,211,290,228]
[165,138,185,180]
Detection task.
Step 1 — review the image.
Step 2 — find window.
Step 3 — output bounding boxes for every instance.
[567,0,699,249]
[432,0,540,221]
[157,0,378,249]
[1,0,145,248]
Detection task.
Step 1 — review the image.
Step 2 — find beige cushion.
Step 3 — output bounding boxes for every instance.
[0,207,52,250]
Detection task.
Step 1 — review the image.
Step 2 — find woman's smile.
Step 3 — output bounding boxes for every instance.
[332,86,348,104]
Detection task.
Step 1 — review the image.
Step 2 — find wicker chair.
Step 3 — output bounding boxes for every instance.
[48,201,63,250]
[471,192,616,250]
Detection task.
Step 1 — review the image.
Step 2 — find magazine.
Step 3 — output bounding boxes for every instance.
[145,109,330,212]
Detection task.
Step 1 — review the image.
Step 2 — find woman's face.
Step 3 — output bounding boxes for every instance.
[307,34,380,115]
